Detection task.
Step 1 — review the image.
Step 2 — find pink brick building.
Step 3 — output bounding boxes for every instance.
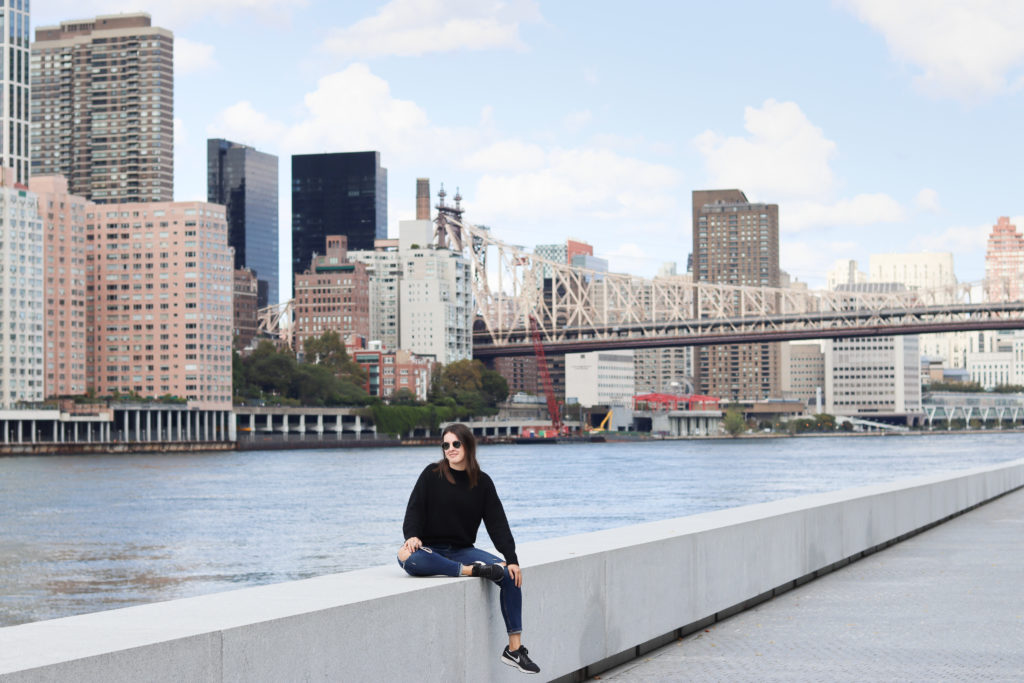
[87,202,234,408]
[985,216,1024,302]
[293,235,370,351]
[30,176,92,399]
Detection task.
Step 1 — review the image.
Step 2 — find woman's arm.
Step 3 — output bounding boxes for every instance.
[402,467,431,541]
[481,476,519,566]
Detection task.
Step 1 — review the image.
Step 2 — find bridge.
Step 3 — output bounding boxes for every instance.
[431,209,1024,356]
[257,200,1024,356]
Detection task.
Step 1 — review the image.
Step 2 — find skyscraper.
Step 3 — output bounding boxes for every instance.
[2,1,30,184]
[692,189,780,400]
[207,139,279,306]
[31,13,173,203]
[291,151,387,276]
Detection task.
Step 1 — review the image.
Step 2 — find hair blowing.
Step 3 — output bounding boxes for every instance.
[436,423,479,488]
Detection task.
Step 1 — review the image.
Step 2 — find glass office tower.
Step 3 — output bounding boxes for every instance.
[3,0,31,183]
[207,138,279,307]
[291,151,387,276]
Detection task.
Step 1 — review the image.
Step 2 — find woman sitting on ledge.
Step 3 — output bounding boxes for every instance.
[397,423,540,675]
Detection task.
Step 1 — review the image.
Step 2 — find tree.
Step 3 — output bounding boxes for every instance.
[303,331,367,385]
[723,408,747,437]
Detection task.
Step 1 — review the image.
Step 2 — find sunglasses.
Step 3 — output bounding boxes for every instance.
[441,440,462,451]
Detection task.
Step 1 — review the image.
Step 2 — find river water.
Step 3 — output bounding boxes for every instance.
[1,432,1020,627]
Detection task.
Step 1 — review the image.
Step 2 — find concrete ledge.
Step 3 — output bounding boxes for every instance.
[2,458,1022,682]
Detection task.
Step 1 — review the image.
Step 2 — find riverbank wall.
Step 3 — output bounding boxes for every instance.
[2,457,1022,681]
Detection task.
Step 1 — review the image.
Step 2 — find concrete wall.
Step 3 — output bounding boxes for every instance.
[2,458,1022,683]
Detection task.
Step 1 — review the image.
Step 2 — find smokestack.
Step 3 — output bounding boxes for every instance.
[416,178,430,220]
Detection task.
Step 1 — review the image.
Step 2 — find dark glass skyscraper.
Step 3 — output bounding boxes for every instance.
[207,139,279,307]
[291,151,387,275]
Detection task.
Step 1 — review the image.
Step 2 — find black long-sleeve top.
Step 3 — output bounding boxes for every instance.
[402,464,519,566]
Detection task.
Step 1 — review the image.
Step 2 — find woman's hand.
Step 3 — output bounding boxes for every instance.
[507,563,523,587]
[402,537,422,554]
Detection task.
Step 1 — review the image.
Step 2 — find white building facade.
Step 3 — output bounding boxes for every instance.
[565,350,635,407]
[824,336,922,419]
[349,220,472,364]
[0,172,44,406]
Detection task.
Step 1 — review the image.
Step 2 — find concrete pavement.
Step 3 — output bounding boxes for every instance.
[598,486,1024,681]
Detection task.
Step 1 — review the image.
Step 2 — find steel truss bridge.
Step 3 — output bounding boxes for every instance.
[257,199,1024,354]
[431,206,1024,359]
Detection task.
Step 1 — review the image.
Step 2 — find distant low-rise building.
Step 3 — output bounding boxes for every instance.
[565,350,635,407]
[781,342,825,411]
[293,235,370,353]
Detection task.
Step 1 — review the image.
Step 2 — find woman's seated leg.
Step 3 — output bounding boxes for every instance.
[396,546,464,578]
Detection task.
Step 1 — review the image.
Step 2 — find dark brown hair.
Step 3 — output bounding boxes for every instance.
[435,423,479,487]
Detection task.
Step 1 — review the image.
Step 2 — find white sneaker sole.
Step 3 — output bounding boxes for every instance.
[501,656,539,674]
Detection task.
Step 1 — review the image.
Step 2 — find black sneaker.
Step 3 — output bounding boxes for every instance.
[470,561,505,583]
[501,645,540,674]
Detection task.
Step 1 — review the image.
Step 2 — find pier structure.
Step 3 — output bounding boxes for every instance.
[0,403,234,454]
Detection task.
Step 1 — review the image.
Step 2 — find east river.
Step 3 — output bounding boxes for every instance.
[1,432,1021,627]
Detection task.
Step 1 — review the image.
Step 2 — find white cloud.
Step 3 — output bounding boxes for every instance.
[472,147,681,223]
[914,187,941,212]
[599,242,662,275]
[206,100,287,147]
[583,67,599,85]
[175,37,217,76]
[209,64,475,165]
[696,99,908,233]
[464,140,546,172]
[562,110,592,133]
[321,0,542,58]
[909,219,1002,254]
[839,0,1024,99]
[35,0,308,26]
[694,99,837,200]
[784,194,906,232]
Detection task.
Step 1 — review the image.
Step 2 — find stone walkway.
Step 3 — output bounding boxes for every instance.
[598,486,1024,682]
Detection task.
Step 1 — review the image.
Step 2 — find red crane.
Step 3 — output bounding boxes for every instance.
[528,316,562,433]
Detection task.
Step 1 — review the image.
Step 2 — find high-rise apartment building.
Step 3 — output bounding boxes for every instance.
[207,139,279,307]
[292,235,370,352]
[985,216,1024,302]
[0,168,44,406]
[291,151,387,276]
[30,175,92,398]
[31,13,174,203]
[691,189,780,400]
[2,1,30,184]
[87,201,233,408]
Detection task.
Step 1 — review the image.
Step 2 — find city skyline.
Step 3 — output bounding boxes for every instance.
[32,1,1024,298]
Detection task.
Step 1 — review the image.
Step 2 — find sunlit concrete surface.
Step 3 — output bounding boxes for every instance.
[598,485,1024,682]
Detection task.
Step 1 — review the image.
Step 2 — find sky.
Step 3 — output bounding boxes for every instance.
[33,0,1024,299]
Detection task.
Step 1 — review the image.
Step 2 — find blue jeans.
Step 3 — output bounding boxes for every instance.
[398,544,523,634]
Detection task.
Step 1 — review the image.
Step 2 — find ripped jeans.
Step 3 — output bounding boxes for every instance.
[397,544,522,634]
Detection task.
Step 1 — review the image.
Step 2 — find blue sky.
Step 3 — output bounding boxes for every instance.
[35,1,1024,297]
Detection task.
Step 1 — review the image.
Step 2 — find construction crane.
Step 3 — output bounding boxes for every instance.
[528,316,562,433]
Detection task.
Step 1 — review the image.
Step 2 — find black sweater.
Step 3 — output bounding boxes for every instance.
[402,464,519,565]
